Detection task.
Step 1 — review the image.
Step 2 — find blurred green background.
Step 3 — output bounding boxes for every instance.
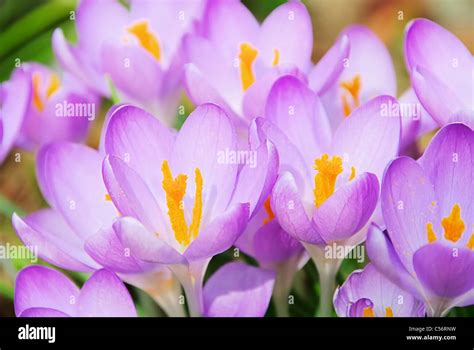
[0,0,473,317]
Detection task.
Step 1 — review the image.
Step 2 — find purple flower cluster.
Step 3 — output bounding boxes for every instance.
[1,0,472,317]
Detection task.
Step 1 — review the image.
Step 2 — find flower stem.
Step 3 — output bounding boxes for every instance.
[316,264,337,317]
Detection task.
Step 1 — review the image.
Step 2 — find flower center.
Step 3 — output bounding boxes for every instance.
[262,197,275,225]
[340,75,361,117]
[161,160,203,247]
[238,43,258,91]
[128,20,162,61]
[32,72,60,112]
[362,306,393,317]
[425,203,473,248]
[313,154,356,208]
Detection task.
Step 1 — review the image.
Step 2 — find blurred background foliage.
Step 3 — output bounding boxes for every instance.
[0,0,473,317]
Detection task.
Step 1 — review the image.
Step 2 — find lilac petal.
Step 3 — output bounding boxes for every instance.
[381,157,438,273]
[77,269,137,317]
[36,142,116,239]
[114,216,185,265]
[102,155,168,236]
[14,266,79,317]
[313,172,379,242]
[405,19,472,108]
[258,1,313,72]
[413,243,474,299]
[331,95,401,180]
[334,264,425,317]
[272,172,324,244]
[170,104,238,217]
[203,262,275,317]
[230,139,278,216]
[85,225,147,274]
[104,104,175,202]
[366,223,422,299]
[265,75,332,166]
[200,0,259,56]
[0,69,30,162]
[12,211,97,272]
[253,220,303,265]
[309,34,350,94]
[411,65,466,125]
[20,307,70,317]
[184,203,249,261]
[418,123,474,245]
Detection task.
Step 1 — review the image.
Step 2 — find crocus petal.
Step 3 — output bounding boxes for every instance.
[313,172,379,242]
[309,34,350,94]
[77,269,137,317]
[331,95,401,180]
[0,69,30,162]
[14,266,79,317]
[203,262,275,317]
[413,243,474,299]
[272,172,324,244]
[366,223,422,299]
[258,0,313,72]
[20,307,70,317]
[114,216,185,265]
[104,104,175,202]
[37,142,116,239]
[265,75,332,166]
[85,225,147,273]
[381,157,438,273]
[418,123,474,245]
[170,103,238,217]
[230,139,278,216]
[12,211,98,272]
[405,19,472,108]
[184,203,250,261]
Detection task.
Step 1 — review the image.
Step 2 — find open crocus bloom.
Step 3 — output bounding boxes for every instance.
[184,0,312,128]
[264,76,400,315]
[311,25,396,131]
[203,262,275,317]
[94,103,277,316]
[334,264,425,317]
[367,123,474,317]
[0,63,93,161]
[12,118,184,316]
[405,19,473,129]
[53,0,204,126]
[15,266,136,317]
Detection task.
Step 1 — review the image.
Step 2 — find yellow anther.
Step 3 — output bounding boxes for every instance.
[362,306,375,317]
[263,197,275,225]
[467,234,474,250]
[385,307,394,317]
[105,193,112,201]
[340,75,361,117]
[349,166,356,181]
[46,73,60,98]
[442,204,465,243]
[313,154,343,208]
[32,73,44,112]
[189,168,203,240]
[272,48,280,67]
[239,43,258,91]
[426,222,437,243]
[128,20,162,61]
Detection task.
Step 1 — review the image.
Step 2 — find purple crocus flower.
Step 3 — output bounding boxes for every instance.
[84,102,277,316]
[262,75,400,315]
[367,123,474,317]
[334,263,425,317]
[203,262,275,317]
[15,266,137,317]
[0,63,94,162]
[12,111,185,316]
[184,0,313,127]
[53,0,204,126]
[405,19,473,129]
